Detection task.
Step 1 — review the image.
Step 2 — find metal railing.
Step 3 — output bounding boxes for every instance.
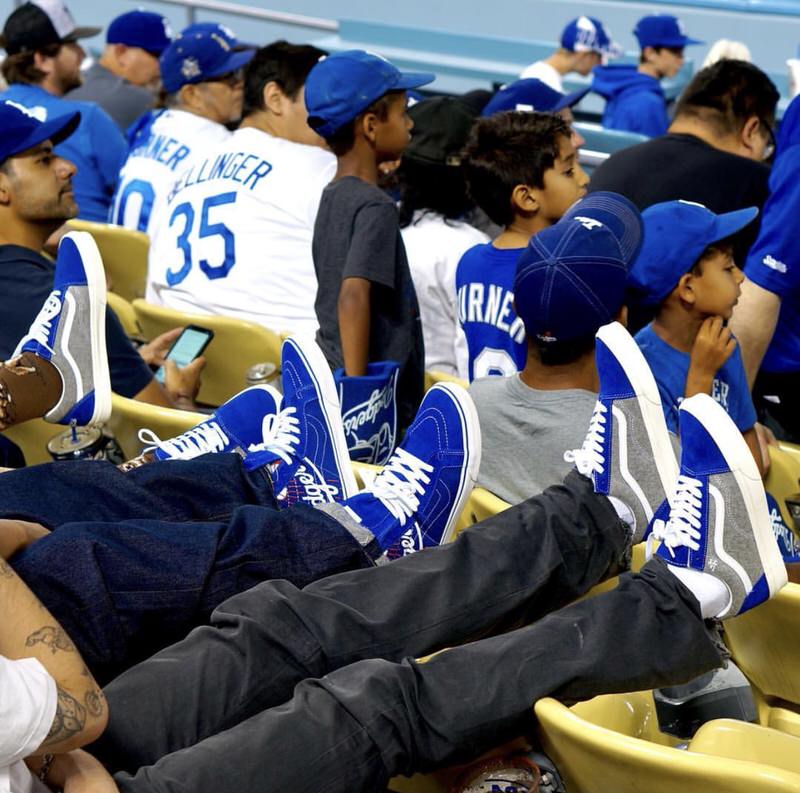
[133,0,337,30]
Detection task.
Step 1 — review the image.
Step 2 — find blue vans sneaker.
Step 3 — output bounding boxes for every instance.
[14,232,111,426]
[564,321,678,543]
[653,393,786,619]
[342,383,481,556]
[255,335,357,508]
[138,384,282,462]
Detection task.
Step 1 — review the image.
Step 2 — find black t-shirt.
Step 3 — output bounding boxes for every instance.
[313,177,424,428]
[0,245,154,398]
[589,133,771,263]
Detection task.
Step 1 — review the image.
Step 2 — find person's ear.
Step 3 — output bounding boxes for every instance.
[261,80,286,115]
[641,45,656,64]
[511,183,539,214]
[739,115,761,154]
[32,49,55,77]
[361,111,379,143]
[676,272,696,304]
[0,169,13,207]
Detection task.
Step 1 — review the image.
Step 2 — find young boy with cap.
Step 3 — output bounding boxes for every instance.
[112,23,251,235]
[470,191,641,504]
[0,0,127,221]
[66,10,172,131]
[456,110,589,381]
[304,50,432,437]
[629,199,763,470]
[592,14,702,137]
[519,15,618,92]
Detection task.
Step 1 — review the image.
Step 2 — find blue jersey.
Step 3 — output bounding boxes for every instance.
[744,95,800,374]
[635,323,757,434]
[1,84,126,222]
[455,243,527,381]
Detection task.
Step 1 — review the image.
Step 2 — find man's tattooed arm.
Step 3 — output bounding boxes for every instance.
[42,687,87,748]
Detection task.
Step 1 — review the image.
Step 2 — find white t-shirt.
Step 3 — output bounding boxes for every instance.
[0,656,57,793]
[401,211,488,378]
[518,60,564,92]
[147,127,336,336]
[110,109,231,236]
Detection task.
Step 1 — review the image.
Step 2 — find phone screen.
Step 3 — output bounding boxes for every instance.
[155,327,212,384]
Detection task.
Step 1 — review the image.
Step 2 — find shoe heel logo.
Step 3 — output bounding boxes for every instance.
[295,462,340,504]
[341,384,396,465]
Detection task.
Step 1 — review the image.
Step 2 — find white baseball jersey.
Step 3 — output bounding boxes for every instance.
[147,127,336,335]
[110,109,231,236]
[518,60,564,92]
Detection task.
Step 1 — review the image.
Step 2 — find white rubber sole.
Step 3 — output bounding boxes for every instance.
[434,382,483,545]
[680,393,787,611]
[48,231,112,426]
[596,322,679,499]
[283,335,358,500]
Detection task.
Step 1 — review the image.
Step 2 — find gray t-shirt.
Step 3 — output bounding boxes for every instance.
[469,374,597,505]
[313,176,424,429]
[67,63,155,132]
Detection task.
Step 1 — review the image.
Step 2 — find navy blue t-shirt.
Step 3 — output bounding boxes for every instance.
[635,323,757,433]
[455,243,527,382]
[0,245,153,398]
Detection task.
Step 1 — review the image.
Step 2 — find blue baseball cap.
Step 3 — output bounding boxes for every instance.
[634,15,703,49]
[0,99,79,163]
[514,192,643,343]
[481,79,589,117]
[106,10,172,55]
[305,50,434,137]
[180,21,237,48]
[160,25,254,93]
[628,200,757,307]
[561,15,620,57]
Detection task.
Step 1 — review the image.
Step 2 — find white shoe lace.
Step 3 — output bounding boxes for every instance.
[648,475,703,558]
[368,447,434,526]
[13,290,62,357]
[138,421,230,460]
[563,401,607,476]
[247,407,300,464]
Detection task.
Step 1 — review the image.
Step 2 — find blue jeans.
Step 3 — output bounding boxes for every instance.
[6,455,376,684]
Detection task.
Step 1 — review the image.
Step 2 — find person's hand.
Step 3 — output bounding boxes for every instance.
[137,327,184,368]
[0,519,50,559]
[29,750,121,793]
[163,356,205,410]
[690,317,737,376]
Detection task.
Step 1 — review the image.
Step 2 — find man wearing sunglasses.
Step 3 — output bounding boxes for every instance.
[111,23,253,236]
[66,10,172,132]
[592,14,703,137]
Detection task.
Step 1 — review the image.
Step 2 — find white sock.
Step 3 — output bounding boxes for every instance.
[608,496,636,532]
[667,565,729,619]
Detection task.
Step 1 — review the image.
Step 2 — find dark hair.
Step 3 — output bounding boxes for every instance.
[316,92,397,157]
[242,40,326,117]
[674,60,779,135]
[690,237,736,275]
[397,159,474,227]
[1,44,60,85]
[461,111,571,227]
[529,331,597,366]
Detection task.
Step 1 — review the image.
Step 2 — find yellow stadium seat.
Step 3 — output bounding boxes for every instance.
[66,219,149,303]
[724,583,800,708]
[132,300,282,407]
[424,370,468,391]
[452,486,510,537]
[765,444,800,526]
[2,419,61,466]
[106,291,140,338]
[107,393,206,460]
[535,692,800,793]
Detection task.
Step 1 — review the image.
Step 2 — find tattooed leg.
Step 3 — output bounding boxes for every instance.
[0,352,61,430]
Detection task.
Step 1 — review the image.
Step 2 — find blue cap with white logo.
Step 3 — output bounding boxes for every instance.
[628,200,757,307]
[160,25,254,93]
[106,10,172,55]
[561,15,619,57]
[514,192,643,343]
[481,78,589,117]
[0,99,79,163]
[634,15,703,49]
[304,50,434,137]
